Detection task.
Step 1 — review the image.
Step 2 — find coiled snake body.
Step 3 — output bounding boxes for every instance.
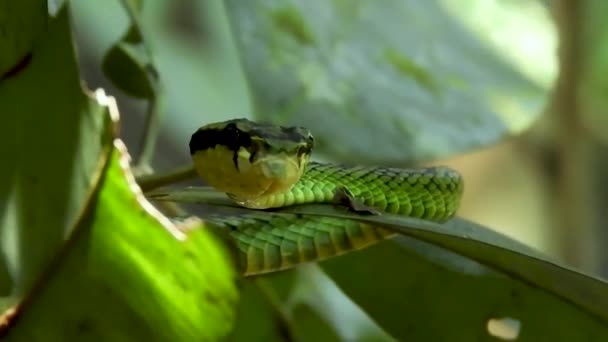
[189,118,463,275]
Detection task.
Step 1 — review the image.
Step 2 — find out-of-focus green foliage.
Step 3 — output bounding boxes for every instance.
[225,0,556,164]
[227,273,296,342]
[0,3,239,341]
[0,4,113,300]
[71,0,250,155]
[102,33,157,99]
[3,0,608,341]
[0,0,46,76]
[153,188,608,341]
[579,0,608,142]
[2,145,239,341]
[322,236,608,341]
[151,188,608,339]
[102,0,158,100]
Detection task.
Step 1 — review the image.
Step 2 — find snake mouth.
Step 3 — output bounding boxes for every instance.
[252,154,304,195]
[256,154,300,178]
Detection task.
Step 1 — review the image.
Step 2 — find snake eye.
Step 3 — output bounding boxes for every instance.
[297,145,310,156]
[226,123,237,132]
[222,123,239,149]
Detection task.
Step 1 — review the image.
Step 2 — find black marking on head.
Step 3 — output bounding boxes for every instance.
[190,118,315,163]
[297,140,314,156]
[232,150,239,171]
[189,121,252,155]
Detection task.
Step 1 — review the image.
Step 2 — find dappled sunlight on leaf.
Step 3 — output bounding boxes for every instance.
[225,0,555,164]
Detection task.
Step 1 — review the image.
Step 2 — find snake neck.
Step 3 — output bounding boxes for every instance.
[227,161,464,222]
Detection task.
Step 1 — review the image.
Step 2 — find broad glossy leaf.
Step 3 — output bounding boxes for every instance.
[282,205,608,322]
[322,236,608,341]
[149,186,608,337]
[0,7,113,299]
[0,142,239,341]
[225,0,556,164]
[0,6,239,340]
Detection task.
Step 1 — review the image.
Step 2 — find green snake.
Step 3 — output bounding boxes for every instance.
[188,118,464,276]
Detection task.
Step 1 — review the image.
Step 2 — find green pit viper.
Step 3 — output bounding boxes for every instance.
[187,118,464,276]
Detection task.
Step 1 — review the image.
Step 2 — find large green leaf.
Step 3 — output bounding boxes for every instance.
[322,236,608,341]
[0,6,112,300]
[287,205,608,339]
[148,187,608,339]
[0,143,239,341]
[225,0,556,164]
[282,205,608,322]
[0,5,239,340]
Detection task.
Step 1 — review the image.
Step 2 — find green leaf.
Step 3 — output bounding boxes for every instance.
[1,143,239,341]
[224,0,556,163]
[0,0,46,77]
[321,236,608,341]
[228,282,287,342]
[282,265,395,341]
[150,188,608,340]
[71,0,252,148]
[289,303,341,341]
[102,38,157,99]
[48,0,67,16]
[282,205,608,323]
[101,2,158,99]
[228,274,297,342]
[0,251,11,297]
[257,205,608,339]
[0,6,113,299]
[0,6,239,340]
[579,0,608,143]
[230,268,390,341]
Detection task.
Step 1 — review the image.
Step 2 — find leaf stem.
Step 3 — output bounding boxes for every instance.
[137,165,198,192]
[118,0,166,171]
[134,94,166,171]
[547,0,600,272]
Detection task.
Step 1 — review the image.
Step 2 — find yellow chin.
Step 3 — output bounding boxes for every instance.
[256,155,303,196]
[191,146,305,198]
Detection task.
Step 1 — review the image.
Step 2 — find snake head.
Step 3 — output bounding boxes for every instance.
[189,118,314,198]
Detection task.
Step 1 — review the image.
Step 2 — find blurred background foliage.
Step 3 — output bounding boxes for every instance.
[71,0,608,271]
[4,0,607,340]
[72,0,555,251]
